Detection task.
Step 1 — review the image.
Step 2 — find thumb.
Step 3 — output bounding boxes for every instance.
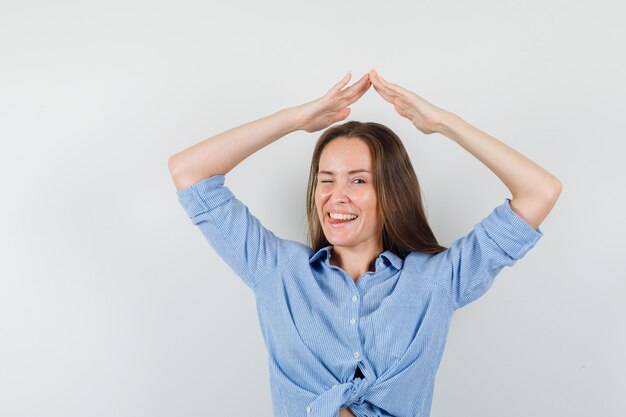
[327,107,351,125]
[336,107,351,122]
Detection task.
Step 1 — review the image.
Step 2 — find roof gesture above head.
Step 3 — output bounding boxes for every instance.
[293,69,448,136]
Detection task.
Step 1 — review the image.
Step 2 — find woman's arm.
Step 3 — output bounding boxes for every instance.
[168,71,372,192]
[436,112,562,229]
[168,108,300,191]
[368,69,561,229]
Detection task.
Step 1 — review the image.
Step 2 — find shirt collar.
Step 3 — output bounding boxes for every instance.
[309,245,333,264]
[309,245,404,270]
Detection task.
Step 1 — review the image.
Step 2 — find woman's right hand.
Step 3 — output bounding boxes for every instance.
[292,71,372,133]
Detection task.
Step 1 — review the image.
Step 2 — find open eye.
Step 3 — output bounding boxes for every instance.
[353,178,365,184]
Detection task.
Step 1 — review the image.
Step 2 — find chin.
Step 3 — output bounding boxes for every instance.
[325,236,354,247]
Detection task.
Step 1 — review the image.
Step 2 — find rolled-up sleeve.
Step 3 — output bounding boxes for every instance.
[425,198,544,309]
[175,174,283,290]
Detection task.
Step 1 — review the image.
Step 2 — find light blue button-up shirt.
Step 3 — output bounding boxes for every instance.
[175,174,544,417]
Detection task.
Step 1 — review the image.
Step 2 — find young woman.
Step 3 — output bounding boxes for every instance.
[169,70,561,417]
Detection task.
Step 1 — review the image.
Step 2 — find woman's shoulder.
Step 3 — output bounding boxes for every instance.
[403,251,435,266]
[273,238,318,267]
[403,250,445,277]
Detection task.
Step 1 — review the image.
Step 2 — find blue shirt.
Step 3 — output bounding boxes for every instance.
[175,174,544,417]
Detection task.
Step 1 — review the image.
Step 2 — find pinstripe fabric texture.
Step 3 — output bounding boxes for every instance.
[175,174,544,417]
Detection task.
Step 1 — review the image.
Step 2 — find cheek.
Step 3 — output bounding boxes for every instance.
[360,193,378,215]
[315,189,328,206]
[314,194,324,217]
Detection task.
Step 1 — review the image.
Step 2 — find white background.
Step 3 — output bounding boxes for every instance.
[1,0,624,416]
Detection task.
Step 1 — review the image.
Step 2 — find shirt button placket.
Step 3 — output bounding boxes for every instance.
[351,295,361,363]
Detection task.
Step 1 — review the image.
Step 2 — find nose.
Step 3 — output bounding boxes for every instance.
[330,182,349,204]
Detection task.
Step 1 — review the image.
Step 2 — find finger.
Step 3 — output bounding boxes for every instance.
[371,76,397,103]
[339,73,370,99]
[372,70,393,88]
[329,71,352,95]
[329,107,351,124]
[371,70,400,97]
[376,71,393,87]
[374,74,409,102]
[346,80,371,105]
[371,69,406,95]
[348,77,373,103]
[369,70,389,93]
[376,72,413,97]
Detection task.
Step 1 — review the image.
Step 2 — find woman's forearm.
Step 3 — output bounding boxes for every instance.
[168,107,301,191]
[437,111,561,199]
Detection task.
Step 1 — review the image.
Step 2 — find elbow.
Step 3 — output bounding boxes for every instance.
[168,156,192,192]
[544,176,562,202]
[167,155,188,190]
[514,176,562,202]
[168,154,182,177]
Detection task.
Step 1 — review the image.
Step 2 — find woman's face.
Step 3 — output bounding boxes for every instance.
[315,136,383,250]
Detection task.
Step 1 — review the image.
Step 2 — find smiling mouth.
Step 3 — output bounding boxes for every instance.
[327,213,359,225]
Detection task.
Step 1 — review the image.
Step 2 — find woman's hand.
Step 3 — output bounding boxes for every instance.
[293,71,372,133]
[338,407,357,417]
[369,69,447,135]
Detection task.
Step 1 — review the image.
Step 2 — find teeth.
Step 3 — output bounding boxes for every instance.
[329,212,358,220]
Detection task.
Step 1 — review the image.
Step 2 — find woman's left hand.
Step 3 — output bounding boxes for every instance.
[339,407,357,417]
[369,69,447,135]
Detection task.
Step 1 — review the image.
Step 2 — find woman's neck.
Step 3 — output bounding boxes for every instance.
[329,241,383,282]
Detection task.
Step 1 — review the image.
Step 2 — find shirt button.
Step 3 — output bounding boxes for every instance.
[332,384,338,388]
[378,261,384,268]
[350,318,356,325]
[353,351,360,359]
[306,406,311,414]
[352,295,358,302]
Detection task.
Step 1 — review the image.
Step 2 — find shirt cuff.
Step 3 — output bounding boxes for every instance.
[175,174,235,220]
[481,197,544,260]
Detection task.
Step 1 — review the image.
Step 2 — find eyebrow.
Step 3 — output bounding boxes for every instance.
[317,169,371,175]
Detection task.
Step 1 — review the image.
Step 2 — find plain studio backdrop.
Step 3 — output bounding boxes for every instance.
[1,0,624,416]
